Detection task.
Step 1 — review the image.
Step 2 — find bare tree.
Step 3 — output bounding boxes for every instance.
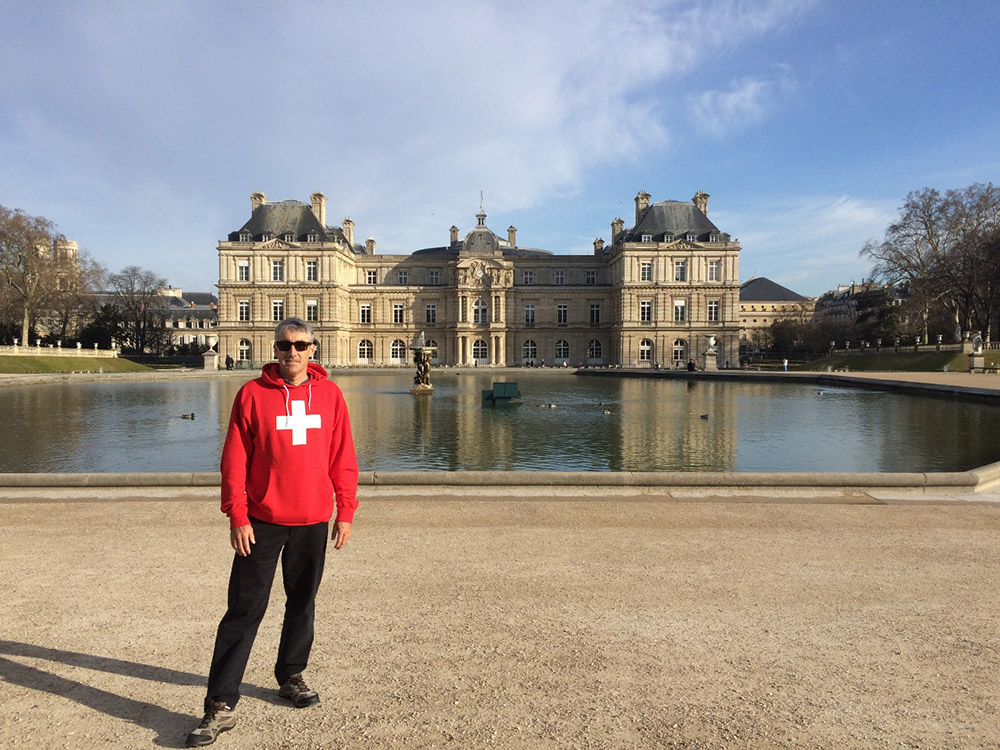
[108,265,169,354]
[47,251,108,341]
[861,183,1000,341]
[0,205,63,344]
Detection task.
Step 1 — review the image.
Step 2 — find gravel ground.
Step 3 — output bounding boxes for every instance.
[1,494,998,749]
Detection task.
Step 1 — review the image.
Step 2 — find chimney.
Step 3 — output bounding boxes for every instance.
[635,191,651,225]
[250,191,267,211]
[342,218,355,246]
[310,192,327,225]
[507,226,517,246]
[593,238,605,255]
[611,217,624,240]
[450,225,459,245]
[693,191,709,215]
[365,237,376,254]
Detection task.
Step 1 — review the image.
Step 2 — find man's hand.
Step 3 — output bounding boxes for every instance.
[231,524,255,556]
[333,521,352,550]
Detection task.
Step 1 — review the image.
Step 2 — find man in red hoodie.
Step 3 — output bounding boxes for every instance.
[187,317,359,747]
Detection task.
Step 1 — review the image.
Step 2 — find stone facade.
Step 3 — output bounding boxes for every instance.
[739,277,815,346]
[216,190,742,369]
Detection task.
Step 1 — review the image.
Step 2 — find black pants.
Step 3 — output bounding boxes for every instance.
[205,516,328,709]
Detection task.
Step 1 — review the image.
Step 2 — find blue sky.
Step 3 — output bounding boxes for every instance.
[1,0,997,297]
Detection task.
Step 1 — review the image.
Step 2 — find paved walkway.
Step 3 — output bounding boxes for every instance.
[1,494,999,749]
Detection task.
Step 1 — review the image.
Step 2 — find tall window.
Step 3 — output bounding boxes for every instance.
[366,270,377,285]
[237,260,250,282]
[639,339,653,361]
[590,304,601,325]
[306,260,318,282]
[708,300,720,322]
[522,270,534,285]
[674,299,686,322]
[391,339,406,360]
[586,270,596,286]
[393,303,404,324]
[306,300,318,322]
[238,300,250,322]
[554,270,565,285]
[358,340,373,360]
[473,299,487,324]
[472,339,488,361]
[555,340,570,359]
[425,304,437,324]
[557,304,568,325]
[428,269,440,285]
[524,304,535,325]
[360,303,371,324]
[397,270,408,285]
[640,300,652,322]
[522,340,537,361]
[271,260,284,282]
[272,299,284,321]
[674,260,687,282]
[588,340,603,360]
[708,260,720,282]
[238,339,252,361]
[640,261,652,282]
[673,338,687,363]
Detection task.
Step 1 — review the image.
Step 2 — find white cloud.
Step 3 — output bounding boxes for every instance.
[723,194,900,296]
[0,0,822,287]
[686,65,797,137]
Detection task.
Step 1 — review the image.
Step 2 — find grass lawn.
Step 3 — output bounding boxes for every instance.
[0,355,152,374]
[797,350,1000,372]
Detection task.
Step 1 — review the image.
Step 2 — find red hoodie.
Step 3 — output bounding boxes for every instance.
[220,362,358,529]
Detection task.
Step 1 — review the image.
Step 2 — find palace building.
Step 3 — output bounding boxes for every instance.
[216,190,742,369]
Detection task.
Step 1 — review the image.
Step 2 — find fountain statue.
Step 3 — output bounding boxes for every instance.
[409,332,436,395]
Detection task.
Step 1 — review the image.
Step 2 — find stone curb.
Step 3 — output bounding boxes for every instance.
[0,468,991,492]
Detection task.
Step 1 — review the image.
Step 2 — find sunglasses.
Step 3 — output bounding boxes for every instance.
[274,340,314,352]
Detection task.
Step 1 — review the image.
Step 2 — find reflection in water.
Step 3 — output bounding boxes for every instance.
[1,373,999,473]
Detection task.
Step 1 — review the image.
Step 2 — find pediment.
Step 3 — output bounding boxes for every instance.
[261,239,297,249]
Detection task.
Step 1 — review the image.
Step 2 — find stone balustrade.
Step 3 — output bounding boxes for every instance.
[0,343,119,358]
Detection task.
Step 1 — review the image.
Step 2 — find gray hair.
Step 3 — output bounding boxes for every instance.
[274,317,315,342]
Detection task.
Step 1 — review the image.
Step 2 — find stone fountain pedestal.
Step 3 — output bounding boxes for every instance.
[702,335,719,372]
[410,345,437,395]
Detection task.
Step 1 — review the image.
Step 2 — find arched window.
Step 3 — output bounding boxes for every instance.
[472,339,488,362]
[426,340,439,364]
[358,339,374,362]
[473,299,488,324]
[555,339,570,360]
[587,339,603,361]
[522,340,537,361]
[673,338,687,363]
[390,339,407,363]
[237,339,252,361]
[639,338,653,361]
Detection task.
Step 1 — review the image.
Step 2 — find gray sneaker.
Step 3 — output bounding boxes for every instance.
[278,673,320,708]
[186,700,236,747]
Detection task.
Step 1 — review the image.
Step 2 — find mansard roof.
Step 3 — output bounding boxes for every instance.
[620,200,727,243]
[229,199,357,248]
[740,277,808,302]
[410,244,553,258]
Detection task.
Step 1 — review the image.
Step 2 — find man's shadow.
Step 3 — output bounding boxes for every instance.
[0,640,277,748]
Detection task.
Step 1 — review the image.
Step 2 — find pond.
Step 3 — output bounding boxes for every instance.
[2,371,999,473]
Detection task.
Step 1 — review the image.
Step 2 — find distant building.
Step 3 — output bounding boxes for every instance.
[160,288,218,349]
[814,279,904,321]
[216,190,742,369]
[739,277,814,344]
